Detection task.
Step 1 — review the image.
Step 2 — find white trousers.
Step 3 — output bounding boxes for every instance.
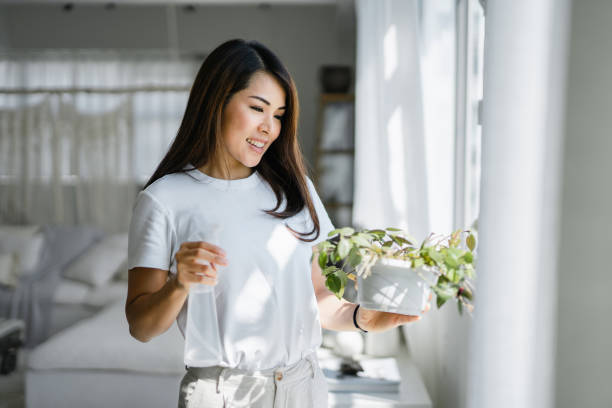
[178,353,329,408]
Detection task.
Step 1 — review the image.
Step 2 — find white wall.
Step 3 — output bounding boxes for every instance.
[1,3,355,168]
[554,0,612,406]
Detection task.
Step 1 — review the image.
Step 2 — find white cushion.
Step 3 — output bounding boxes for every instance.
[84,281,128,308]
[0,252,19,287]
[62,233,128,287]
[0,225,44,275]
[28,300,184,374]
[52,279,91,305]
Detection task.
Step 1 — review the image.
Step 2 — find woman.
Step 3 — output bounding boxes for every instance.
[125,39,428,408]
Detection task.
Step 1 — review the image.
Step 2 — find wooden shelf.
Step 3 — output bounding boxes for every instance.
[324,202,353,209]
[320,93,355,103]
[313,92,355,228]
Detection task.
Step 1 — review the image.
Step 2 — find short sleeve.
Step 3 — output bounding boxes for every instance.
[305,177,336,246]
[127,190,175,272]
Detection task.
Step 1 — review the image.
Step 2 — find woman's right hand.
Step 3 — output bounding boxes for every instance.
[174,241,228,291]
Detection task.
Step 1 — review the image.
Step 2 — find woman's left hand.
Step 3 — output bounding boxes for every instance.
[356,294,432,333]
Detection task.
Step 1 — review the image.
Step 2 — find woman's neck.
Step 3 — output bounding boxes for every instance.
[199,159,254,180]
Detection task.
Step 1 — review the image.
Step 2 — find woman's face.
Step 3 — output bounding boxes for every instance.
[217,71,286,176]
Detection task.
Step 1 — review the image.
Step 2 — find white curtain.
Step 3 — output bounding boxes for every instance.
[353,0,429,237]
[354,0,456,405]
[466,1,571,407]
[0,95,134,233]
[0,50,198,233]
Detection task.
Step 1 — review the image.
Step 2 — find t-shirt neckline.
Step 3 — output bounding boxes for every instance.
[183,164,261,190]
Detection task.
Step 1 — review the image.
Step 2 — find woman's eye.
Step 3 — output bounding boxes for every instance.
[251,106,283,121]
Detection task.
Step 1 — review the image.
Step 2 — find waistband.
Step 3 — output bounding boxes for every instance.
[185,352,318,394]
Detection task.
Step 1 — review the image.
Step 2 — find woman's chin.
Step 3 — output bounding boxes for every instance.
[241,156,263,168]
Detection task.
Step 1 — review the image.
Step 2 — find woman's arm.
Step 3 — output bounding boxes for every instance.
[311,249,426,332]
[125,267,187,343]
[311,254,361,331]
[126,241,226,342]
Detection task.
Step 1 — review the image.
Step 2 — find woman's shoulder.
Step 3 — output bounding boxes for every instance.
[139,171,194,209]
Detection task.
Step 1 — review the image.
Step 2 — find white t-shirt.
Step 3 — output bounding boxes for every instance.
[127,166,335,370]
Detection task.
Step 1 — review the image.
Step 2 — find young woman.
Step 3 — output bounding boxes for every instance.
[125,39,429,408]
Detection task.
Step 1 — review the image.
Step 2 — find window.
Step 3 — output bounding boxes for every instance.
[455,0,485,230]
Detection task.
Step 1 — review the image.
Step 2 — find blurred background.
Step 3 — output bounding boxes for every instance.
[0,0,611,408]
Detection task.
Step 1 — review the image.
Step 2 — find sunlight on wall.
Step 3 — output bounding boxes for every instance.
[384,24,398,80]
[387,106,407,227]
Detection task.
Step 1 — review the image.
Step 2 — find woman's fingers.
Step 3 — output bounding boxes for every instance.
[176,248,228,267]
[401,314,422,323]
[185,266,218,285]
[191,264,217,279]
[175,241,227,290]
[187,248,227,265]
[181,241,227,257]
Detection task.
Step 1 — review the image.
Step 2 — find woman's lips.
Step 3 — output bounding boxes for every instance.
[247,139,265,154]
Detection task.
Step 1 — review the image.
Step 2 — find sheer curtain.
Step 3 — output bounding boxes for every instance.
[354,0,455,405]
[0,50,198,233]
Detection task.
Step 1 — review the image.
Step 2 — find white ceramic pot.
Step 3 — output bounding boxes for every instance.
[357,259,437,316]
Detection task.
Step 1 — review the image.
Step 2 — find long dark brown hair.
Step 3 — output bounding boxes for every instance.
[144,39,321,242]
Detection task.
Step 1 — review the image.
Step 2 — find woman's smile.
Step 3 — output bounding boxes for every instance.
[246,137,267,151]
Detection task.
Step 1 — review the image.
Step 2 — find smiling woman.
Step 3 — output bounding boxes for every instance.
[124,39,428,408]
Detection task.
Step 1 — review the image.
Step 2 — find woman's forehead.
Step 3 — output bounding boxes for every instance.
[242,72,286,107]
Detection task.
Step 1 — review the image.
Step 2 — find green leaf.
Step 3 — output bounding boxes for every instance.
[368,229,387,240]
[432,283,458,306]
[466,233,476,251]
[333,227,355,237]
[457,300,463,315]
[317,240,334,251]
[462,252,473,264]
[385,227,403,232]
[382,240,394,248]
[453,267,465,282]
[325,274,341,296]
[412,258,424,268]
[351,234,371,248]
[443,248,462,268]
[464,264,475,279]
[328,228,342,237]
[347,246,363,268]
[435,293,448,309]
[392,235,414,247]
[318,251,328,270]
[449,229,461,247]
[322,265,339,276]
[337,238,351,259]
[460,286,473,301]
[428,249,444,264]
[334,270,348,299]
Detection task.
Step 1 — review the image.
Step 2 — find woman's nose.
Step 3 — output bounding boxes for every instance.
[258,119,271,134]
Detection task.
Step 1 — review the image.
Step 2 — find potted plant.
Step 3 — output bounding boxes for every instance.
[314,227,477,315]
